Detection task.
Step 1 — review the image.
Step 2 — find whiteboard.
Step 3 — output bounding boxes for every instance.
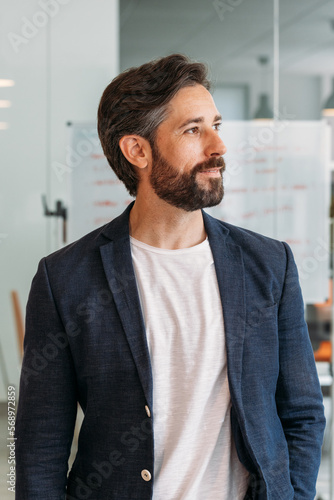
[65,121,331,304]
[66,122,134,242]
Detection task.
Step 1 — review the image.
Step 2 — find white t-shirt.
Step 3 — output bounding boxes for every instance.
[130,236,249,500]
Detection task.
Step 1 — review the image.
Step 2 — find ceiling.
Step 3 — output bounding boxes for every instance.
[120,0,334,81]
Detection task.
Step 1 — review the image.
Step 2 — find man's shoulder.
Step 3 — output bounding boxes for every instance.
[206,215,292,284]
[44,205,131,270]
[224,220,285,250]
[204,211,286,253]
[46,224,108,264]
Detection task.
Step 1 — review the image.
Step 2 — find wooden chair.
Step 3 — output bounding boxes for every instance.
[10,290,24,358]
[313,341,332,363]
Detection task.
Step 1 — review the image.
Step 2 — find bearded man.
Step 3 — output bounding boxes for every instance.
[16,54,325,500]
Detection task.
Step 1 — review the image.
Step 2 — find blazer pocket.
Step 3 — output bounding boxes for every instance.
[246,302,278,330]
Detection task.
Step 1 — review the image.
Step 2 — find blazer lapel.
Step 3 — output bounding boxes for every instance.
[99,203,153,409]
[203,211,246,409]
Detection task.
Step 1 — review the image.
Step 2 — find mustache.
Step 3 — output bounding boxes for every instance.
[192,156,226,174]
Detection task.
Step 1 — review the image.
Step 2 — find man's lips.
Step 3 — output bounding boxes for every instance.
[195,156,225,173]
[198,168,223,176]
[192,156,225,178]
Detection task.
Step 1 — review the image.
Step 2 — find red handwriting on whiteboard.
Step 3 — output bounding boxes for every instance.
[263,205,293,215]
[285,239,302,245]
[242,212,257,219]
[93,200,118,207]
[94,179,121,186]
[255,168,277,174]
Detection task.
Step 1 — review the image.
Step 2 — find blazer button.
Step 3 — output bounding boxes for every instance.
[145,405,151,417]
[141,469,152,481]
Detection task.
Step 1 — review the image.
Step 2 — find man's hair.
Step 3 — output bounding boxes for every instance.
[97,54,210,196]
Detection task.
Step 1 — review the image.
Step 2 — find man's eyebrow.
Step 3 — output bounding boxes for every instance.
[178,114,222,129]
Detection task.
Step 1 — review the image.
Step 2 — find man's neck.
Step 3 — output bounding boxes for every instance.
[129,195,206,250]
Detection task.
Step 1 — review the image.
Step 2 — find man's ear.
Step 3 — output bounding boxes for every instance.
[119,135,151,170]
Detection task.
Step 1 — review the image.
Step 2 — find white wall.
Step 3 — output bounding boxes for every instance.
[0,0,119,400]
[215,69,322,121]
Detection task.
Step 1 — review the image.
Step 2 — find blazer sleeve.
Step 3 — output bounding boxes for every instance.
[275,242,326,499]
[15,258,78,499]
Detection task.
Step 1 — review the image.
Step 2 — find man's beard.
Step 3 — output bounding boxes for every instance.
[149,144,225,212]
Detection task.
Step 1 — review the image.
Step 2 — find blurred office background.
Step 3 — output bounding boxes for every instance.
[1,0,334,498]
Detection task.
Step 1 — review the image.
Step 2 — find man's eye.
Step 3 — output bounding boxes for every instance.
[186,127,199,134]
[213,123,222,131]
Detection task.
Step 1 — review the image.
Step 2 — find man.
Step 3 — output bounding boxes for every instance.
[16,54,325,499]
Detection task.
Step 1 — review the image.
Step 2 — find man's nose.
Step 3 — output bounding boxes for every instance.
[205,131,227,157]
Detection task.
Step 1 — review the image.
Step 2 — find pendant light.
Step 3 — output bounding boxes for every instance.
[253,56,273,120]
[323,78,334,117]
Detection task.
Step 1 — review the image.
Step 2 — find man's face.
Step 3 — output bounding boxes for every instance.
[149,84,227,211]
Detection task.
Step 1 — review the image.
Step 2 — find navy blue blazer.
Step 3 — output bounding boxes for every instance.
[16,203,325,500]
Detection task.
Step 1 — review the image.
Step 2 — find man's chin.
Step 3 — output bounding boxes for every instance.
[180,187,224,212]
[202,190,224,209]
[203,180,224,206]
[199,179,224,204]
